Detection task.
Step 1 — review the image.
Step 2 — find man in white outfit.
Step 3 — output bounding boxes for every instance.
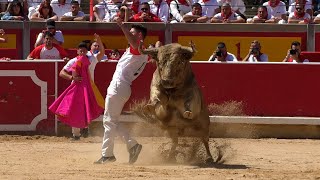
[94,19,148,164]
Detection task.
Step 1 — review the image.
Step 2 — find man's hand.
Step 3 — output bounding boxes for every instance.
[63,57,70,62]
[140,12,151,21]
[94,33,102,43]
[72,75,83,82]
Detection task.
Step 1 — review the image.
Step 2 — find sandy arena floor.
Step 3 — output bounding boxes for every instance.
[1,135,320,180]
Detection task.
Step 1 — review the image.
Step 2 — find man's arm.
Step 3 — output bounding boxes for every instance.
[182,15,200,22]
[115,17,139,49]
[196,16,209,23]
[60,16,76,21]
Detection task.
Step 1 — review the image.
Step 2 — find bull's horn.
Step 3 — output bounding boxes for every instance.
[181,46,194,53]
[189,40,197,53]
[138,41,159,59]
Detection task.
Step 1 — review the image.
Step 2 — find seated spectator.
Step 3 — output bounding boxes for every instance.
[110,5,131,22]
[313,11,320,23]
[217,0,246,15]
[89,40,108,61]
[148,0,169,23]
[262,0,287,23]
[0,1,7,13]
[0,29,8,43]
[198,0,220,18]
[129,2,162,22]
[108,49,121,60]
[288,3,311,24]
[242,40,268,62]
[27,31,68,60]
[170,0,192,23]
[182,3,209,23]
[210,3,246,23]
[34,19,64,47]
[27,0,43,19]
[288,0,313,17]
[50,0,72,18]
[283,41,307,63]
[1,0,28,21]
[247,6,278,23]
[30,1,58,21]
[93,0,107,22]
[101,0,123,22]
[60,0,86,21]
[208,42,237,62]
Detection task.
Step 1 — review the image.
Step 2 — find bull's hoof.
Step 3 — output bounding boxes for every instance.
[183,111,193,119]
[205,157,214,165]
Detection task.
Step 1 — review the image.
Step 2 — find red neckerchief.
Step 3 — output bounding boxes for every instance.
[131,0,140,14]
[268,0,280,8]
[287,55,301,62]
[156,0,162,16]
[202,0,210,3]
[178,0,190,6]
[294,11,305,19]
[221,11,232,20]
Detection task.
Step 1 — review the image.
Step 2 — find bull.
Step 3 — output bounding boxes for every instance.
[138,42,214,164]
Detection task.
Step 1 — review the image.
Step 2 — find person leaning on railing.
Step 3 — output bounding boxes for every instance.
[0,29,10,61]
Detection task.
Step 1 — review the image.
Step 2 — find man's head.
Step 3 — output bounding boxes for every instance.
[44,31,54,47]
[77,41,89,56]
[257,6,268,19]
[191,3,202,16]
[130,24,147,40]
[221,3,232,15]
[110,49,121,59]
[216,42,227,55]
[46,19,56,33]
[140,2,150,13]
[71,0,80,14]
[90,41,100,53]
[291,41,301,55]
[295,3,305,14]
[250,40,261,55]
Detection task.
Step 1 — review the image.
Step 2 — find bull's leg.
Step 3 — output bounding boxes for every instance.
[176,91,201,120]
[167,129,178,162]
[201,136,214,164]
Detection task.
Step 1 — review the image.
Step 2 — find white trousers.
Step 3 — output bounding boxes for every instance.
[101,81,138,157]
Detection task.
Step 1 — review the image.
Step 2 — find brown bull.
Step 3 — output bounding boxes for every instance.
[139,42,214,164]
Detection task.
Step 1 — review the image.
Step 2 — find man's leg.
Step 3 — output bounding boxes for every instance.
[71,127,81,141]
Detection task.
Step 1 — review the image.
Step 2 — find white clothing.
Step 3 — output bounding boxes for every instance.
[262,1,287,18]
[247,54,268,62]
[101,48,148,157]
[288,1,312,14]
[39,46,62,59]
[63,52,98,81]
[252,14,273,20]
[50,0,72,18]
[217,0,246,14]
[36,30,64,45]
[63,11,85,17]
[213,12,240,21]
[170,0,192,23]
[103,0,121,22]
[185,11,206,16]
[288,12,311,21]
[199,0,219,17]
[148,0,170,23]
[94,1,107,20]
[208,52,238,61]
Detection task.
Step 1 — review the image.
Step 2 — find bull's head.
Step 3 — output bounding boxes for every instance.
[139,42,196,89]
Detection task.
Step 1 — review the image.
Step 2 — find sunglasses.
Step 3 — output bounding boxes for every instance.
[141,8,149,12]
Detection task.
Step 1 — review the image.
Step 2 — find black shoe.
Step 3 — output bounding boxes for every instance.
[129,144,142,164]
[70,136,80,141]
[81,128,89,138]
[94,156,116,164]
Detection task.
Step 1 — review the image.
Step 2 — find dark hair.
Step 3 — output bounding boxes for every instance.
[111,49,120,54]
[7,0,24,17]
[71,0,80,5]
[291,41,301,47]
[78,42,89,50]
[217,42,226,48]
[131,24,147,39]
[44,31,54,37]
[192,3,201,8]
[39,1,54,18]
[141,2,150,7]
[257,5,268,12]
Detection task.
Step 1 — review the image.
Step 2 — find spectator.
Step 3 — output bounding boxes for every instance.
[208,42,238,62]
[50,0,72,18]
[288,3,311,24]
[102,0,123,22]
[182,3,209,23]
[288,0,313,17]
[262,0,287,23]
[108,49,121,60]
[27,0,43,19]
[89,40,108,61]
[170,0,192,23]
[313,10,320,23]
[34,19,64,48]
[110,5,131,22]
[198,0,220,18]
[0,0,7,13]
[0,29,8,43]
[27,31,68,60]
[93,0,107,22]
[1,0,28,21]
[283,41,307,63]
[60,0,86,21]
[217,0,246,15]
[30,1,58,21]
[129,2,162,22]
[210,3,246,23]
[247,5,278,23]
[148,0,170,23]
[242,40,268,62]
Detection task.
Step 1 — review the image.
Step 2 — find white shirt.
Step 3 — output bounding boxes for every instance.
[199,0,219,17]
[36,30,64,45]
[288,1,312,14]
[103,0,121,22]
[208,52,238,61]
[213,12,240,21]
[170,0,192,22]
[252,14,273,20]
[63,11,85,17]
[94,1,107,20]
[51,0,72,18]
[39,46,62,59]
[262,1,287,18]
[288,12,311,21]
[217,0,246,14]
[248,54,268,62]
[148,0,170,23]
[64,52,98,81]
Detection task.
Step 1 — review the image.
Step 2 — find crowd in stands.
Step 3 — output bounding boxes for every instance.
[0,0,320,23]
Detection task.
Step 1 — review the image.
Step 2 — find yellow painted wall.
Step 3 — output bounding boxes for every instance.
[178,36,302,62]
[0,35,16,48]
[63,35,160,49]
